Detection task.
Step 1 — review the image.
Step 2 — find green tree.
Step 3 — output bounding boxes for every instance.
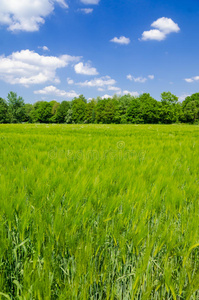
[49,101,60,123]
[56,101,70,123]
[161,91,178,104]
[181,93,199,123]
[183,101,199,123]
[0,98,9,123]
[95,99,108,123]
[72,97,86,123]
[84,99,96,123]
[103,98,118,124]
[139,93,160,124]
[78,94,87,104]
[126,98,143,123]
[7,92,25,123]
[115,94,133,124]
[24,104,34,122]
[160,92,179,123]
[29,101,53,123]
[65,109,73,124]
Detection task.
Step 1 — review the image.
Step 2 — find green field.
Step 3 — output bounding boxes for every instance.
[0,124,199,299]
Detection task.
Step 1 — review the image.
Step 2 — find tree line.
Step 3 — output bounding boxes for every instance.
[0,91,199,124]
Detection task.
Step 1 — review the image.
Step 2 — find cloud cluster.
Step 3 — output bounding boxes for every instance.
[184,76,199,83]
[110,36,130,45]
[101,90,139,99]
[108,86,121,93]
[34,85,79,98]
[79,8,93,14]
[0,49,80,86]
[123,90,139,97]
[74,62,98,75]
[141,17,180,41]
[78,76,116,87]
[0,0,68,32]
[127,74,154,83]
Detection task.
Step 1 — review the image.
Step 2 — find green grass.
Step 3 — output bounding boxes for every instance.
[0,124,199,299]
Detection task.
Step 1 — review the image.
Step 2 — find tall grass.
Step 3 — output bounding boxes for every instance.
[0,124,199,299]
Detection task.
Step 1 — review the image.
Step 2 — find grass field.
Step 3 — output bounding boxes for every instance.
[0,124,199,299]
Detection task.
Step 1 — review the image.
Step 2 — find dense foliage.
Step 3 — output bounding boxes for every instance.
[0,124,199,299]
[1,91,199,124]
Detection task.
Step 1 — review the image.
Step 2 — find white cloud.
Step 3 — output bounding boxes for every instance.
[127,74,133,81]
[152,17,180,34]
[101,94,113,99]
[184,78,193,83]
[98,88,105,91]
[79,8,93,14]
[80,0,100,4]
[0,0,68,32]
[141,29,166,41]
[0,49,80,86]
[148,75,154,80]
[67,77,74,85]
[110,36,130,45]
[78,76,116,87]
[108,86,121,93]
[140,17,180,41]
[74,62,98,75]
[123,90,139,97]
[127,74,147,83]
[185,76,199,83]
[34,85,79,98]
[55,0,68,8]
[38,46,49,51]
[133,77,147,83]
[178,94,190,102]
[127,74,154,83]
[42,46,49,51]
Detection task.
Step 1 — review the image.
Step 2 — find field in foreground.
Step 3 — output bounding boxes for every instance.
[0,124,199,299]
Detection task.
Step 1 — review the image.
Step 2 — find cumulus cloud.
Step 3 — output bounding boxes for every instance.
[38,46,49,51]
[133,77,147,83]
[67,77,74,85]
[101,94,113,99]
[101,90,139,99]
[127,74,133,81]
[80,0,100,4]
[185,76,199,83]
[108,86,121,93]
[152,17,180,34]
[110,36,130,45]
[148,75,155,80]
[74,62,98,75]
[140,17,180,41]
[141,29,166,41]
[79,8,93,14]
[123,90,139,97]
[0,49,80,86]
[127,74,147,83]
[127,74,154,83]
[34,85,79,98]
[78,76,116,87]
[0,0,68,32]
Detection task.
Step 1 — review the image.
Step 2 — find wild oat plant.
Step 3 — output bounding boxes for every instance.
[0,124,199,299]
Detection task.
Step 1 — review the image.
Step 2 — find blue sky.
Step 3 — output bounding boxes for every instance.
[0,0,199,103]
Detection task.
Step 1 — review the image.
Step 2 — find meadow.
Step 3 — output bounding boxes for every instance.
[0,124,199,299]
